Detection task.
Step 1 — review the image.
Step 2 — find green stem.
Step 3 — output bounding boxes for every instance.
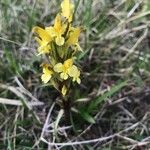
[62,96,71,125]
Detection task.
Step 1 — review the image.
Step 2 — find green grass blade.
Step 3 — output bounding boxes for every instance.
[87,80,128,112]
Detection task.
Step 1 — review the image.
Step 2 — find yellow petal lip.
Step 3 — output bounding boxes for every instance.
[55,36,64,46]
[54,63,63,73]
[60,73,68,80]
[68,65,81,84]
[41,73,52,83]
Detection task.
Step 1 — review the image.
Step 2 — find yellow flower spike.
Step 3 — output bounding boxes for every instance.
[46,14,65,46]
[61,0,74,22]
[41,65,53,83]
[32,26,52,54]
[68,65,81,84]
[33,0,82,98]
[54,58,73,80]
[61,85,67,96]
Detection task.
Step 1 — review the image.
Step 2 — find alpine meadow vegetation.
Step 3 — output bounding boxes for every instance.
[0,0,150,149]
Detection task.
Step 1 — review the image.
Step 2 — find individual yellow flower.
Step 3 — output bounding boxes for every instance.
[54,58,73,80]
[41,65,53,83]
[67,27,82,51]
[46,14,65,46]
[68,65,81,84]
[61,85,67,96]
[61,0,74,22]
[32,26,52,54]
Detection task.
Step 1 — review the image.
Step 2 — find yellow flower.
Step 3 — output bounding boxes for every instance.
[54,58,73,80]
[61,0,74,22]
[32,26,52,54]
[46,14,65,46]
[41,65,53,83]
[61,85,67,96]
[68,65,81,84]
[67,27,82,51]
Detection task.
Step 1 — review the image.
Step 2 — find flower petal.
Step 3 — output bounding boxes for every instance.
[54,14,62,31]
[60,73,68,80]
[68,65,81,83]
[55,36,64,46]
[61,85,67,96]
[32,26,52,42]
[67,27,80,46]
[46,27,56,37]
[61,0,74,22]
[41,73,51,83]
[64,58,73,68]
[61,0,70,19]
[77,78,81,84]
[54,63,63,73]
[68,65,78,77]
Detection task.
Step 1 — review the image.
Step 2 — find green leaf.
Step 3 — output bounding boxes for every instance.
[79,110,95,124]
[78,80,127,123]
[83,0,92,29]
[87,80,128,112]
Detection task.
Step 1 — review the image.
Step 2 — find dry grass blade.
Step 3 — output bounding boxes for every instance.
[41,135,115,146]
[0,83,27,100]
[14,77,40,102]
[122,28,148,61]
[0,83,42,124]
[0,36,21,46]
[32,102,56,148]
[0,97,44,106]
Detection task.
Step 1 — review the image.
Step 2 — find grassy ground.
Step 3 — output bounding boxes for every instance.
[0,0,150,149]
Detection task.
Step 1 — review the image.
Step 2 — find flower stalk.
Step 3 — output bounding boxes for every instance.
[32,0,82,124]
